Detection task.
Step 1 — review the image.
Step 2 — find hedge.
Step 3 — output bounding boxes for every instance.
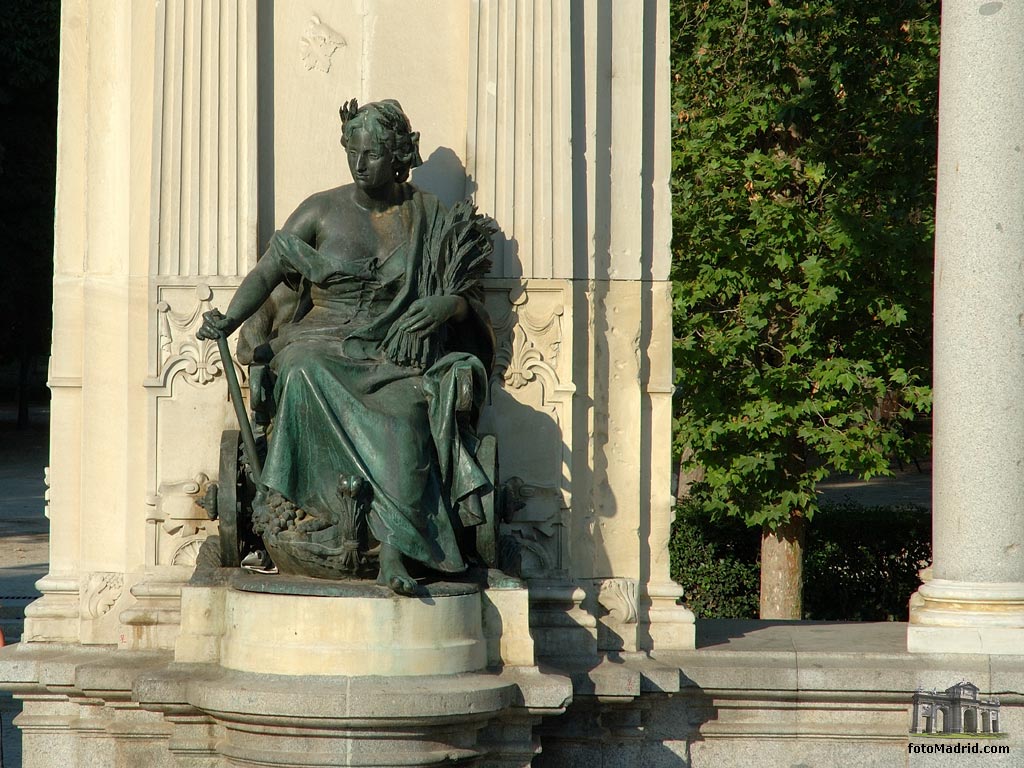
[670,498,931,620]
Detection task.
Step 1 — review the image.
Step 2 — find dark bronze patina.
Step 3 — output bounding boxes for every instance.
[198,99,500,595]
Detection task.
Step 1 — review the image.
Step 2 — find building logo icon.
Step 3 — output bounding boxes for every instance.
[911,682,1001,735]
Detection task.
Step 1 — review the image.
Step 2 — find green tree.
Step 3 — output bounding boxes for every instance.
[671,0,937,617]
[0,1,60,427]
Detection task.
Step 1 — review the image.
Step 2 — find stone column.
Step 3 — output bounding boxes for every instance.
[21,0,259,649]
[907,0,1024,654]
[467,0,694,653]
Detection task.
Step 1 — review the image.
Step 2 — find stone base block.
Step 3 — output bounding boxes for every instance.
[907,625,1024,655]
[149,666,518,767]
[908,579,1024,655]
[482,587,535,667]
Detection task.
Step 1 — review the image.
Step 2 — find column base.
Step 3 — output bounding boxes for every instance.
[21,573,80,644]
[642,581,696,651]
[907,579,1024,654]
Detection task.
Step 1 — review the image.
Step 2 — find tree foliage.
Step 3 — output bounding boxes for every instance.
[0,1,60,395]
[671,0,938,529]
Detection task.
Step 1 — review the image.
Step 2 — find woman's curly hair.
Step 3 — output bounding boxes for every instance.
[339,98,423,183]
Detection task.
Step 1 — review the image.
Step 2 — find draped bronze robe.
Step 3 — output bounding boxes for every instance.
[258,188,493,572]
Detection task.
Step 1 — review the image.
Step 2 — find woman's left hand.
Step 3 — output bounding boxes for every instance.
[395,296,467,335]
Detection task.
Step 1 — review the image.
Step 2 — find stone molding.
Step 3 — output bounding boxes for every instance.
[22,574,81,644]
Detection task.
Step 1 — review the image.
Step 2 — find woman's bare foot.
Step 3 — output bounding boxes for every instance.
[377,543,418,595]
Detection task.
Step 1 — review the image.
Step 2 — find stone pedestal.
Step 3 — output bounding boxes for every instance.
[143,575,559,768]
[143,668,518,768]
[216,577,486,677]
[907,0,1024,654]
[4,573,572,767]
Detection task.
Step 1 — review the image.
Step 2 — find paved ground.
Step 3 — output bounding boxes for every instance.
[0,405,49,768]
[0,405,49,638]
[818,459,932,510]
[696,616,909,651]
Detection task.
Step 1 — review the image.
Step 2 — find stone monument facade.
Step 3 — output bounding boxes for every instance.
[6,2,1024,767]
[0,1,692,766]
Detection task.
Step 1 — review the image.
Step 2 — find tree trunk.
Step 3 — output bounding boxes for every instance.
[760,511,806,619]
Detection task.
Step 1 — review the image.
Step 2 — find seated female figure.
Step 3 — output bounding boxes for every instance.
[198,99,495,594]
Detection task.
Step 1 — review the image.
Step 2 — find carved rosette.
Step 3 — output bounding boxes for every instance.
[170,539,205,567]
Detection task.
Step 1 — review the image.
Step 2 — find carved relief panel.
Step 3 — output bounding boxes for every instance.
[145,282,243,570]
[481,280,575,580]
[145,474,216,568]
[81,572,124,621]
[152,283,245,388]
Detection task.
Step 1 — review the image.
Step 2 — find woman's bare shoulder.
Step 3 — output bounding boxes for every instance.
[295,185,353,214]
[281,185,356,237]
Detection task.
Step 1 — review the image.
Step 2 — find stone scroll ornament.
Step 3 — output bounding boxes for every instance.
[197,99,512,595]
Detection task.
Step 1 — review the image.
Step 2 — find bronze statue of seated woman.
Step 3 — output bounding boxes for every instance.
[197,99,500,595]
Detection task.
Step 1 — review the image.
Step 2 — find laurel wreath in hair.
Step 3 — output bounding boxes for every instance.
[339,99,360,125]
[339,98,422,180]
[382,201,496,368]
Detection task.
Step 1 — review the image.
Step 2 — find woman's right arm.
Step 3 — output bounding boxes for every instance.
[197,196,323,340]
[197,256,287,340]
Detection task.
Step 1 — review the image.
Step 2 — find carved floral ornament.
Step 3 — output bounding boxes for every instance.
[596,578,639,625]
[300,15,346,73]
[156,283,244,388]
[489,285,564,391]
[81,572,123,619]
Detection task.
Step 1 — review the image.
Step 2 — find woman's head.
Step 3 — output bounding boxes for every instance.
[339,99,423,183]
